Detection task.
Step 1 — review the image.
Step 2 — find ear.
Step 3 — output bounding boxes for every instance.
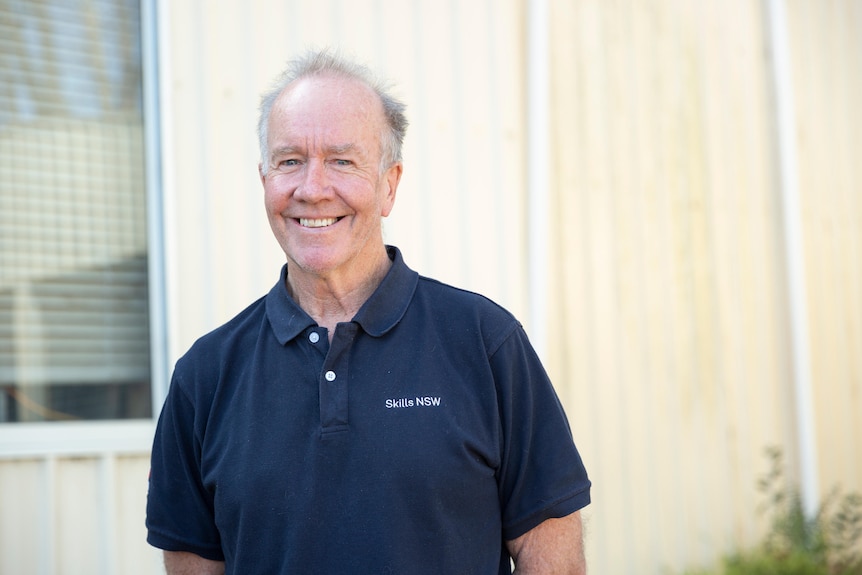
[380,162,402,217]
[258,163,266,186]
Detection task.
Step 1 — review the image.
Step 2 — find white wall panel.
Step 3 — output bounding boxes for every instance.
[0,459,43,574]
[0,454,161,575]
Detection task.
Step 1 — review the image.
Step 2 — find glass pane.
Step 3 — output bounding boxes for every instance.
[0,0,151,422]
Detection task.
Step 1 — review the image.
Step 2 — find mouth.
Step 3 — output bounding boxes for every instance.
[298,217,343,228]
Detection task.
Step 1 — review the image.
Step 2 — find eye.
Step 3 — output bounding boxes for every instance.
[334,159,352,166]
[276,158,303,171]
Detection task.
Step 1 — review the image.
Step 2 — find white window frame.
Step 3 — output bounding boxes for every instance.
[0,0,165,459]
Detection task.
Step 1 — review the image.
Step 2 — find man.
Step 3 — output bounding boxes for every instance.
[146,50,591,574]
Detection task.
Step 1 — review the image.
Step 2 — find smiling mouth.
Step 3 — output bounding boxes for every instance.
[298,217,342,228]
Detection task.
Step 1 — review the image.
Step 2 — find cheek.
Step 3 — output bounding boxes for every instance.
[263,183,287,214]
[263,191,278,214]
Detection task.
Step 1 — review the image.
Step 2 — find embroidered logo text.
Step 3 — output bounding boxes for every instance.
[385,396,442,409]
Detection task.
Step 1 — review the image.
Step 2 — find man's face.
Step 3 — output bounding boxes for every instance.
[260,75,401,281]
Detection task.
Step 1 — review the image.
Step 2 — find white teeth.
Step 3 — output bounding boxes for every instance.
[299,218,339,228]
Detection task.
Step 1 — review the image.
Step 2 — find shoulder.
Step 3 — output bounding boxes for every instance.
[415,275,514,317]
[411,275,523,354]
[173,295,268,380]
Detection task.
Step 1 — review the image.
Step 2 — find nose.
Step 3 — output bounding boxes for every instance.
[294,159,329,202]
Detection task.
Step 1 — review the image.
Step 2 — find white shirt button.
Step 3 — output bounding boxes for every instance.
[308,332,320,344]
[324,370,336,382]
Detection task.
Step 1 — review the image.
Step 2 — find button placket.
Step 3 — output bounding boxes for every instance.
[318,324,357,434]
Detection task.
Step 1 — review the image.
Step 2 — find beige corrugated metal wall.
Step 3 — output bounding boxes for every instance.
[550,1,787,569]
[548,0,862,572]
[1,1,859,574]
[789,0,862,503]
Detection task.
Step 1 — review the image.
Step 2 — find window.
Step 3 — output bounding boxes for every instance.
[0,0,152,422]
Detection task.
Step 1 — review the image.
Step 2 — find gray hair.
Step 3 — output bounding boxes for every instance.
[257,49,408,174]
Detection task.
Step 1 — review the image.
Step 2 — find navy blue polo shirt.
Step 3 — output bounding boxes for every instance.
[147,246,590,574]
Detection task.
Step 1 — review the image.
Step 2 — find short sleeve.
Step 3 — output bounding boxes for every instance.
[146,366,225,561]
[491,326,591,540]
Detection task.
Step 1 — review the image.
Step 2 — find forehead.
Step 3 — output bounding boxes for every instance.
[268,75,385,152]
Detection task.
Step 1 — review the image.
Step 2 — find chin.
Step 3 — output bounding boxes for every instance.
[287,250,347,276]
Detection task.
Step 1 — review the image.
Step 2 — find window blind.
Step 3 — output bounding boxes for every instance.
[0,0,151,422]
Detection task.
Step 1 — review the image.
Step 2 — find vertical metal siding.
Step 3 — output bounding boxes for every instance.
[788,0,862,497]
[549,0,862,572]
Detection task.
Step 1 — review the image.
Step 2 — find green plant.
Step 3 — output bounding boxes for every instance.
[681,447,862,575]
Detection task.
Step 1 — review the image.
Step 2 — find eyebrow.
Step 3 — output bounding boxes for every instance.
[270,143,358,159]
[326,143,358,155]
[270,146,302,159]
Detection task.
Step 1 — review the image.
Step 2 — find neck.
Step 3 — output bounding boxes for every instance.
[286,250,391,335]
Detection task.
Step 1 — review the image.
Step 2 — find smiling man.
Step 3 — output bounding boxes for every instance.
[260,70,401,334]
[146,50,591,575]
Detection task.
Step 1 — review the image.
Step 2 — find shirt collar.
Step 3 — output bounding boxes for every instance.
[265,265,315,345]
[265,245,419,344]
[353,246,418,337]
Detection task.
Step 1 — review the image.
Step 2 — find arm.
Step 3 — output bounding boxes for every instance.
[164,551,225,575]
[506,511,586,575]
